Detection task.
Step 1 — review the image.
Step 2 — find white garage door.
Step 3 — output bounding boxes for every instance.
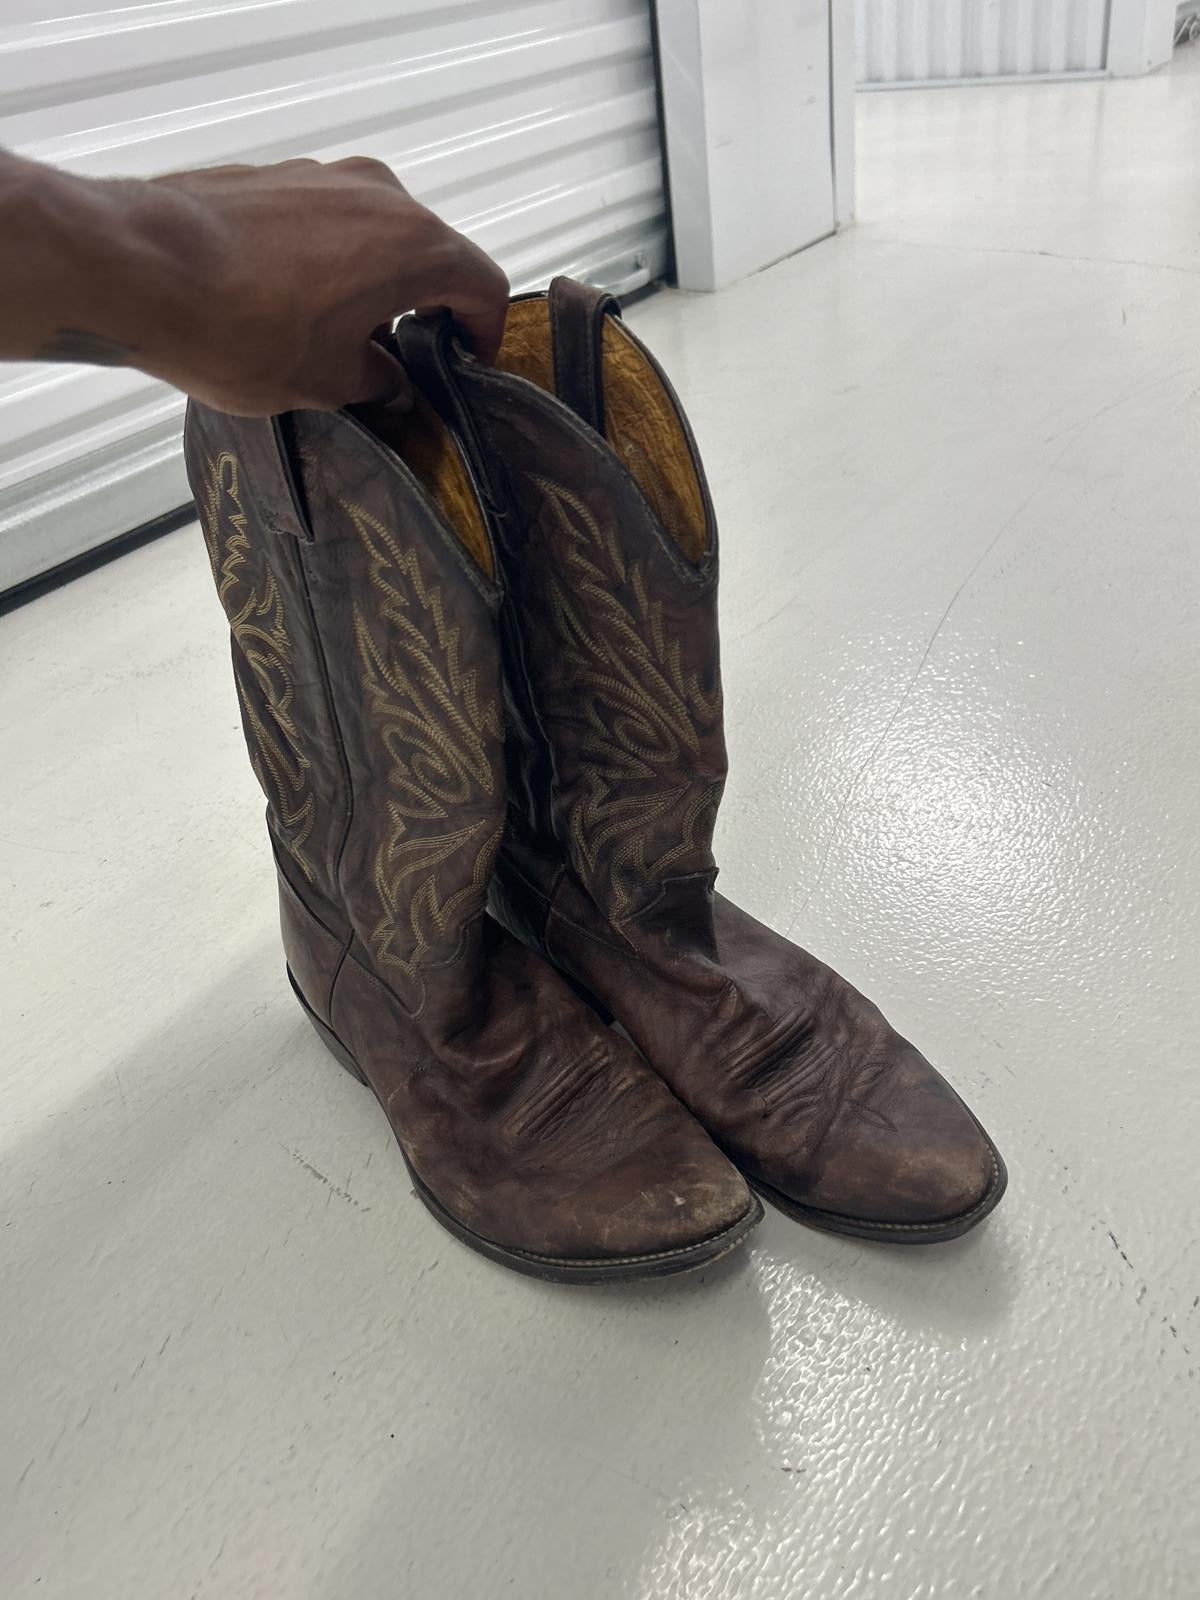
[0,0,670,594]
[855,0,1111,84]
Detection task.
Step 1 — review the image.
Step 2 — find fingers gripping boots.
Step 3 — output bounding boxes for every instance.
[396,282,1007,1244]
[184,395,760,1281]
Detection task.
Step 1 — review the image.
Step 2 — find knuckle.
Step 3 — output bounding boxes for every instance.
[334,154,394,181]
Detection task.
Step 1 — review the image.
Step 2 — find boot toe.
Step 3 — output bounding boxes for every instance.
[770,1046,1005,1240]
[542,1121,759,1264]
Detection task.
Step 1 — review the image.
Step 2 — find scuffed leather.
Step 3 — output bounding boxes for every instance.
[327,909,752,1256]
[399,290,1005,1232]
[183,398,754,1263]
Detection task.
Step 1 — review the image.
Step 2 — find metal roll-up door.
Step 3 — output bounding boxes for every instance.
[0,0,670,594]
[855,0,1111,85]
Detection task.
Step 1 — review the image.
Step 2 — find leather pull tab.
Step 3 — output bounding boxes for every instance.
[392,311,502,514]
[548,275,621,435]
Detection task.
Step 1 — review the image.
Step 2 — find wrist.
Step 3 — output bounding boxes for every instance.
[0,158,128,361]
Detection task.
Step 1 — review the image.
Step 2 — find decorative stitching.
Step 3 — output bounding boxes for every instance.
[201,450,316,881]
[499,1038,611,1144]
[343,499,503,979]
[531,475,723,921]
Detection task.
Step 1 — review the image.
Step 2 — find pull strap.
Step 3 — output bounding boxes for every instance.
[548,275,621,435]
[391,311,503,514]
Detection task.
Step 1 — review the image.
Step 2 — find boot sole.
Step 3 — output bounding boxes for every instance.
[746,1138,1008,1245]
[286,968,763,1285]
[550,963,1009,1245]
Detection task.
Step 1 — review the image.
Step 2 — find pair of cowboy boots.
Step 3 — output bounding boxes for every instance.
[184,277,1005,1284]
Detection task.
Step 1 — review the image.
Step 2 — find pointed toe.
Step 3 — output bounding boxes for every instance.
[755,1044,1007,1243]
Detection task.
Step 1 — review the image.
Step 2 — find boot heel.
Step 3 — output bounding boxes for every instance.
[286,967,368,1087]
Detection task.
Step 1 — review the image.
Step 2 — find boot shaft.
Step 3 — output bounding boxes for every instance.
[184,400,504,1013]
[397,286,729,934]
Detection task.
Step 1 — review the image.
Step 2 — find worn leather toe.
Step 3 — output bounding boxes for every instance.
[774,1043,1002,1234]
[537,1121,758,1262]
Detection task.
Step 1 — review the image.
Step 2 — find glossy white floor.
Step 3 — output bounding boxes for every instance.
[4,57,1200,1600]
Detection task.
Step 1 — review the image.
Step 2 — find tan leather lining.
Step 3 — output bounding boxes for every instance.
[601,320,708,564]
[367,394,493,578]
[496,299,708,564]
[496,298,557,393]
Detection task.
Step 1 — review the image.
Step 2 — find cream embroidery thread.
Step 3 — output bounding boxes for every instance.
[201,451,316,880]
[344,500,502,977]
[531,476,722,919]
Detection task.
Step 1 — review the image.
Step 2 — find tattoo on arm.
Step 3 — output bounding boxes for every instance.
[37,327,136,366]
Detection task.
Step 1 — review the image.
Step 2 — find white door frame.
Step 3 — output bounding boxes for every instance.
[655,0,854,293]
[1107,0,1176,74]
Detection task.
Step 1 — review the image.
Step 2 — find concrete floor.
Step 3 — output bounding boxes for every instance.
[4,54,1200,1600]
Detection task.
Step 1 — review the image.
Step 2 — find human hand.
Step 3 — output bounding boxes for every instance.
[140,157,508,414]
[8,153,508,416]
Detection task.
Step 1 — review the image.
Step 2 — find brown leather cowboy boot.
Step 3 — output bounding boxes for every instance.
[182,392,760,1281]
[395,281,1007,1243]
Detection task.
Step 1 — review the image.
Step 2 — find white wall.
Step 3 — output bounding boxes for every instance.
[656,0,847,292]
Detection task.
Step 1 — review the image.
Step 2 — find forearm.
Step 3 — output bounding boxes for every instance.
[0,151,178,367]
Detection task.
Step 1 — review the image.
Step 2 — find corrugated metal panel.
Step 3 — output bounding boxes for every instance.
[855,0,1111,83]
[0,0,668,592]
